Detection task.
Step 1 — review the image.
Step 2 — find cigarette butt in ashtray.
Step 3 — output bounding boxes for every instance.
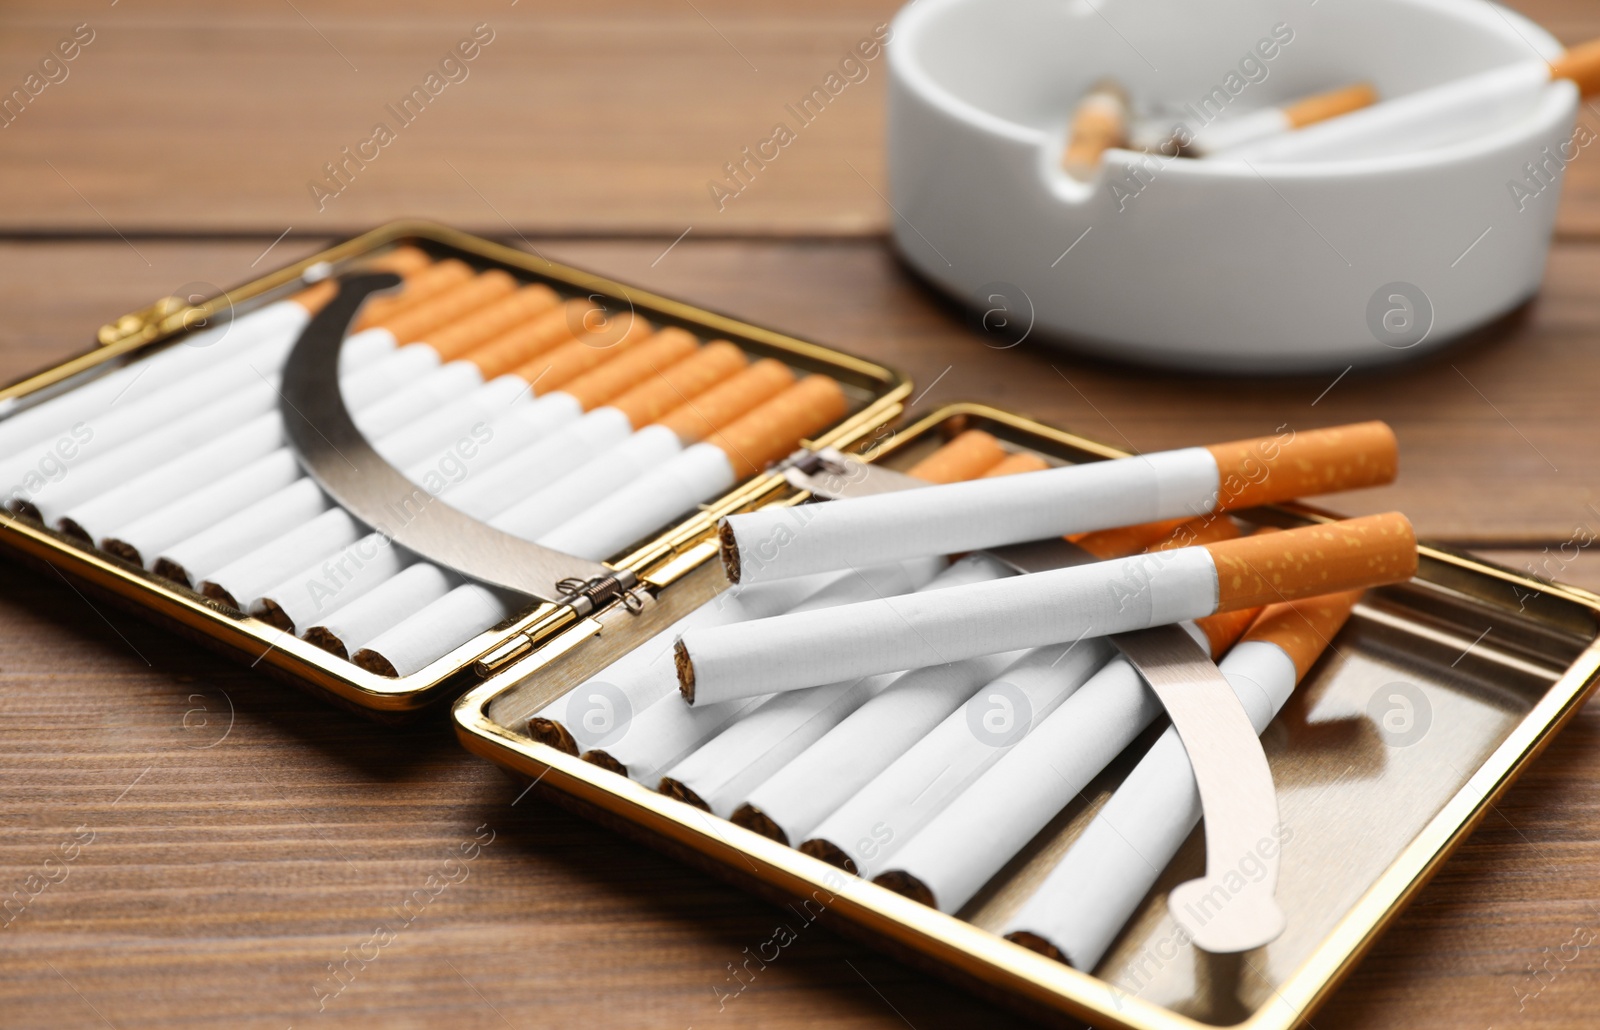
[1154,82,1379,157]
[1061,78,1131,179]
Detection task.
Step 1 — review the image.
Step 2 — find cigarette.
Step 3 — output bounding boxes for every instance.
[200,326,682,617]
[1152,83,1378,157]
[661,552,1015,815]
[350,374,847,676]
[2,253,445,521]
[58,277,570,556]
[718,421,1397,586]
[350,255,473,331]
[0,245,426,467]
[735,516,1239,853]
[530,431,1015,755]
[1225,37,1600,163]
[862,588,1295,916]
[1062,79,1131,179]
[536,375,848,561]
[996,591,1362,967]
[529,569,856,756]
[904,429,1009,483]
[584,556,964,785]
[675,512,1415,704]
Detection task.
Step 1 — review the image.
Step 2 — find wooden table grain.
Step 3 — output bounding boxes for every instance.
[3,2,1600,1028]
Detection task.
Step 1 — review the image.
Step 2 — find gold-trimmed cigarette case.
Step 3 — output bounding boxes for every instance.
[4,222,1599,1028]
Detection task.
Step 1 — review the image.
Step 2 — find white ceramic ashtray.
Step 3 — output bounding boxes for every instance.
[887,0,1579,372]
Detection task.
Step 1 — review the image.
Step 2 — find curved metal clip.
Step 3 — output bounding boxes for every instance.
[279,272,614,605]
[1111,625,1286,954]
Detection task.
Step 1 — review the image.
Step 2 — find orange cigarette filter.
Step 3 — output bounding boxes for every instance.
[1062,78,1130,178]
[980,451,1051,478]
[381,270,519,347]
[425,283,562,365]
[557,329,699,410]
[1207,420,1399,511]
[655,359,796,444]
[907,430,1008,483]
[1240,588,1363,679]
[353,258,474,330]
[707,375,848,479]
[289,245,433,312]
[463,297,595,376]
[1206,512,1416,611]
[512,314,658,394]
[1282,83,1379,129]
[609,342,748,428]
[1550,37,1600,96]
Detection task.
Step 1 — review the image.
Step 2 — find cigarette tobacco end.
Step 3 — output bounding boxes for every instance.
[581,750,627,776]
[798,838,858,876]
[57,518,93,544]
[527,717,579,756]
[254,600,296,633]
[673,640,696,704]
[152,559,193,587]
[351,648,399,677]
[100,538,143,567]
[11,500,42,522]
[730,804,788,845]
[658,777,711,812]
[1004,931,1067,964]
[871,870,935,907]
[302,626,349,660]
[718,520,741,584]
[200,581,242,611]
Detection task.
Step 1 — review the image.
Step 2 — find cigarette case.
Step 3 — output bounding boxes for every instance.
[5,221,1598,1028]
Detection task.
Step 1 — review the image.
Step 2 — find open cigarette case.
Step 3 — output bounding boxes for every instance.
[5,222,1600,1029]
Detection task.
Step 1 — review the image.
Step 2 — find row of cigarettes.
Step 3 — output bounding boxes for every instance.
[1061,34,1600,177]
[532,420,1414,970]
[0,248,851,677]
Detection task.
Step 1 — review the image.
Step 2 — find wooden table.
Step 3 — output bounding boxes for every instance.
[3,3,1599,1027]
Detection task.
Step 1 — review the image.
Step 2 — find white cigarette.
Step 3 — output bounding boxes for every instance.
[676,514,1416,704]
[655,556,955,814]
[537,442,737,560]
[489,423,686,540]
[1156,83,1378,157]
[101,449,305,569]
[578,558,944,782]
[760,637,1115,864]
[718,422,1397,586]
[997,593,1361,968]
[304,563,461,659]
[865,625,1206,914]
[200,504,365,610]
[352,583,519,677]
[252,534,409,633]
[530,569,852,752]
[154,478,329,587]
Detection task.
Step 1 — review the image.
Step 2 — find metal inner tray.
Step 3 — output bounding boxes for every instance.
[454,404,1600,1030]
